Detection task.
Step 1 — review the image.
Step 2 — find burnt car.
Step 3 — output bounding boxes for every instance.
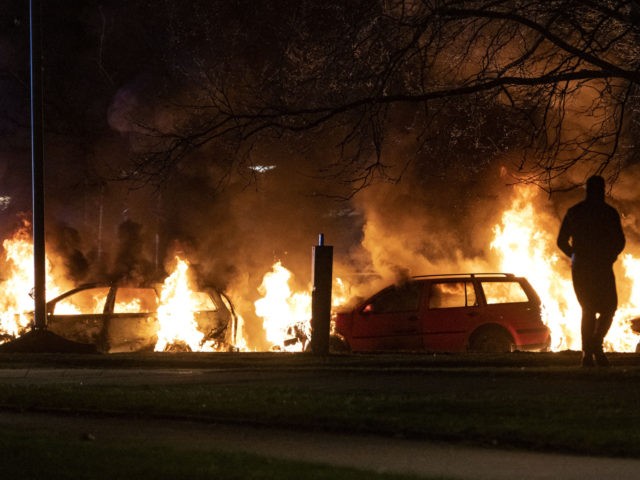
[43,283,237,353]
[332,273,551,353]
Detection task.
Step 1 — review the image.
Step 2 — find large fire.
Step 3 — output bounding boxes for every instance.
[0,221,68,339]
[255,261,312,351]
[0,185,639,352]
[249,185,639,353]
[253,261,350,351]
[155,256,208,352]
[491,186,637,352]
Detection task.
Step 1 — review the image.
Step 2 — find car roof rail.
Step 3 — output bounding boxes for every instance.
[411,273,516,279]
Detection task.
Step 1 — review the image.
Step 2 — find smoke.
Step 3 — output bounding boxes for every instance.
[47,222,90,283]
[111,218,155,284]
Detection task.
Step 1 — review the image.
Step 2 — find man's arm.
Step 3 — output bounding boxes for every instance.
[557,212,574,259]
[610,209,626,260]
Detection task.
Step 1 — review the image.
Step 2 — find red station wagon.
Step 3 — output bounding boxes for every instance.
[332,273,551,353]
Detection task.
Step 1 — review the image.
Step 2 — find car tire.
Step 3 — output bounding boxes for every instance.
[469,328,514,353]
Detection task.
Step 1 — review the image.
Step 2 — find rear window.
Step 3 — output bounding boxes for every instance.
[480,281,529,304]
[428,281,477,309]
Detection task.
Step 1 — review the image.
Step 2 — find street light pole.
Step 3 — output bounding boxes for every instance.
[30,0,47,330]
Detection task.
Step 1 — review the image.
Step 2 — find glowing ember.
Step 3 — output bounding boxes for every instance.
[155,256,207,352]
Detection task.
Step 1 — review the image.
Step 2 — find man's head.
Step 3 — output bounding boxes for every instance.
[585,175,605,203]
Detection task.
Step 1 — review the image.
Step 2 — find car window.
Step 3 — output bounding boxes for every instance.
[53,287,110,315]
[480,281,529,304]
[365,283,421,313]
[114,288,158,314]
[191,291,218,311]
[428,281,476,308]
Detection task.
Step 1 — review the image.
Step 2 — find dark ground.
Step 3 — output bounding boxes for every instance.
[1,350,640,479]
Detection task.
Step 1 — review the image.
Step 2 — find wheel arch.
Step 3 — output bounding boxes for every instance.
[467,323,515,352]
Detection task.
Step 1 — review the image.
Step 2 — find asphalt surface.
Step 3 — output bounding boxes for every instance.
[2,366,640,480]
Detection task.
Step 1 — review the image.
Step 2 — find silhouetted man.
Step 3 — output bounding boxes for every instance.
[557,175,625,367]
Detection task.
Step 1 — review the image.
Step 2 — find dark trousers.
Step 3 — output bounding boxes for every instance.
[572,262,617,353]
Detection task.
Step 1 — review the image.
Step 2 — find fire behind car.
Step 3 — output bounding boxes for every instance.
[40,283,238,353]
[332,273,551,353]
[630,318,640,352]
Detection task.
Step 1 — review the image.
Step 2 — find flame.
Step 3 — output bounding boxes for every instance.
[155,256,207,352]
[1,187,638,353]
[252,261,352,351]
[254,261,311,351]
[0,224,240,351]
[491,185,636,352]
[245,186,637,354]
[55,294,109,315]
[114,298,143,314]
[0,221,65,341]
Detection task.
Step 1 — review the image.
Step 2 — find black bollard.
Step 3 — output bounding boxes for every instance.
[310,234,333,355]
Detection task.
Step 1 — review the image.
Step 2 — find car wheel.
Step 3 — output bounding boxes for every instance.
[469,328,514,353]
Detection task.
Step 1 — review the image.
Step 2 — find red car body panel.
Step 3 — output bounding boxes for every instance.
[334,274,551,353]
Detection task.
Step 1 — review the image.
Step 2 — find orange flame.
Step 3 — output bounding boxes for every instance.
[155,256,207,352]
[1,188,638,354]
[252,260,351,351]
[254,261,311,351]
[491,185,636,352]
[0,222,66,341]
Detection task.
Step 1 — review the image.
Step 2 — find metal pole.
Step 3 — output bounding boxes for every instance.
[310,233,333,355]
[30,0,47,330]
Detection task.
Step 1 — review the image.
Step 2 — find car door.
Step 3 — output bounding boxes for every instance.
[46,285,111,347]
[422,279,479,352]
[350,281,424,351]
[104,287,159,353]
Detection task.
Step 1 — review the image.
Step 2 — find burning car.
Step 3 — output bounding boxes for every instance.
[40,283,238,353]
[332,273,551,353]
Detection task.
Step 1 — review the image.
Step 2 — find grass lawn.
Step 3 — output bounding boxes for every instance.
[0,427,433,480]
[0,351,639,464]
